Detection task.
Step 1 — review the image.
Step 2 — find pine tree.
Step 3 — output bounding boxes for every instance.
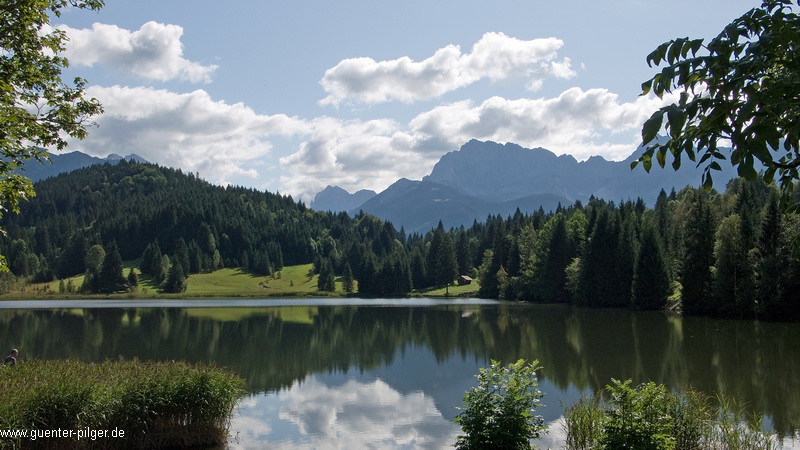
[578,209,619,307]
[163,261,187,293]
[127,268,139,289]
[140,241,162,277]
[358,250,379,295]
[681,193,716,315]
[426,222,457,290]
[713,215,752,318]
[97,242,125,293]
[535,214,570,303]
[173,237,190,275]
[632,223,672,310]
[317,258,335,292]
[343,262,354,293]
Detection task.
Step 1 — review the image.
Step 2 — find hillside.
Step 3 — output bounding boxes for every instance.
[0,161,404,288]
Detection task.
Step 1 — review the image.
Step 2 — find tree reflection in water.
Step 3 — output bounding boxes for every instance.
[0,300,798,446]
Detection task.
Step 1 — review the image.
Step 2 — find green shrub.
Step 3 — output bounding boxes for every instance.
[600,379,678,450]
[0,359,244,449]
[454,359,546,449]
[563,380,776,450]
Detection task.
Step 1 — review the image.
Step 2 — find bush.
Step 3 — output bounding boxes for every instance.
[0,359,244,449]
[563,379,776,450]
[454,359,546,449]
[600,379,678,450]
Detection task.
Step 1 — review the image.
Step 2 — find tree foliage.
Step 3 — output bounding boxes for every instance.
[3,160,799,320]
[454,359,546,449]
[0,0,104,269]
[635,0,800,208]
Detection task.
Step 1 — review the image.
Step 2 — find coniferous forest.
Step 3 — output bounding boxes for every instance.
[1,160,798,321]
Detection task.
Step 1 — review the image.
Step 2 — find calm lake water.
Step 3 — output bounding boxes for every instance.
[1,298,798,449]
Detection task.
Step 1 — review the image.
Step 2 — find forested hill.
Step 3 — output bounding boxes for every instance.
[3,160,799,322]
[0,160,401,282]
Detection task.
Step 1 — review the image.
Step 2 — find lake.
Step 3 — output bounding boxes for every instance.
[1,298,798,448]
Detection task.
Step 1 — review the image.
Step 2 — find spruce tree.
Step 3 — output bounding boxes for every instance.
[127,268,139,289]
[97,242,125,293]
[713,216,749,318]
[681,194,715,315]
[317,258,335,292]
[535,214,570,303]
[427,222,457,290]
[173,237,190,275]
[343,262,354,293]
[163,261,187,293]
[140,241,162,277]
[632,223,672,310]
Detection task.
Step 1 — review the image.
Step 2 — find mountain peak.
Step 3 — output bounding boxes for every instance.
[310,185,376,212]
[310,139,741,233]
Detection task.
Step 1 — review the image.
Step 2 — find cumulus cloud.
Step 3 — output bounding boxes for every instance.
[408,88,678,161]
[278,117,431,199]
[72,85,306,185]
[278,88,677,201]
[319,32,575,106]
[58,21,217,83]
[66,85,673,203]
[229,376,459,449]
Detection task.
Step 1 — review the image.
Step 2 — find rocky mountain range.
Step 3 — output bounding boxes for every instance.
[21,151,148,182]
[311,139,741,233]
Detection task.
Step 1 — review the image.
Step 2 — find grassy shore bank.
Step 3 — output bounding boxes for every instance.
[0,359,244,449]
[2,263,480,300]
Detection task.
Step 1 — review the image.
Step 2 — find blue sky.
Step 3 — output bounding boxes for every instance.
[53,0,762,202]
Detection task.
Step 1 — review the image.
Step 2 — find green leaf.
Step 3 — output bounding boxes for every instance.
[641,111,664,144]
[667,107,686,137]
[702,171,714,190]
[668,39,683,64]
[737,158,758,180]
[690,38,704,55]
[641,153,653,172]
[656,149,667,168]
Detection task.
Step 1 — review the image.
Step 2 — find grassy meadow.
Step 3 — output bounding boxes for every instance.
[6,263,480,300]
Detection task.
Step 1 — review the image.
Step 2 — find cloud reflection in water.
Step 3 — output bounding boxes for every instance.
[229,375,459,449]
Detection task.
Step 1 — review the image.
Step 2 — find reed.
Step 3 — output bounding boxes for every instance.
[0,359,244,449]
[562,380,779,450]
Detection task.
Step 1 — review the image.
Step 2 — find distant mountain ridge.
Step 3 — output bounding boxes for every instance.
[21,151,148,182]
[311,139,740,233]
[311,186,377,213]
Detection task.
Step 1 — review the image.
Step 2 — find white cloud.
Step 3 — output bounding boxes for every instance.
[227,376,458,449]
[278,117,430,200]
[408,88,677,161]
[278,88,676,201]
[71,85,306,185]
[319,32,575,106]
[58,21,217,83]
[67,84,673,203]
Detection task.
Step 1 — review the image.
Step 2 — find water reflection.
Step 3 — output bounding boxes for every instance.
[0,301,798,447]
[234,375,458,449]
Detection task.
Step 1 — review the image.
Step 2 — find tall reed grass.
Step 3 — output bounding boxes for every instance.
[562,379,777,450]
[0,359,244,449]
